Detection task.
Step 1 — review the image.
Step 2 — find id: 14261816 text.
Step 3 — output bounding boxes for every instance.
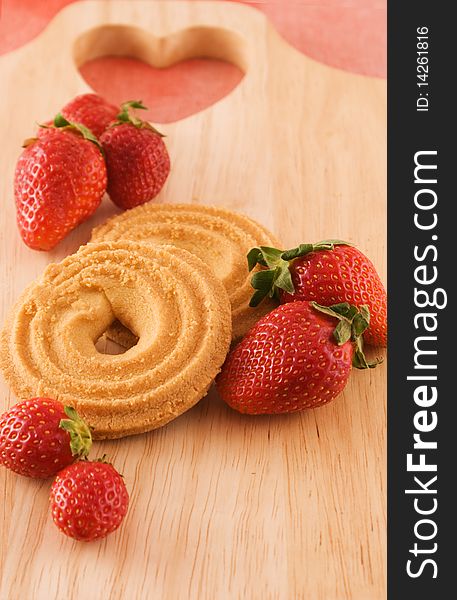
[417,26,429,112]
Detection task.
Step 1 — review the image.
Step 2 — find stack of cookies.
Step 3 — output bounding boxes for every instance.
[0,203,280,438]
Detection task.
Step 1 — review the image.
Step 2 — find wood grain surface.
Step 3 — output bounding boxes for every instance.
[0,2,387,599]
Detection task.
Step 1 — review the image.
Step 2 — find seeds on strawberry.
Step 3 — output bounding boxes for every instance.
[100,101,170,209]
[0,399,92,478]
[15,121,107,250]
[247,241,387,347]
[49,460,129,542]
[216,301,379,415]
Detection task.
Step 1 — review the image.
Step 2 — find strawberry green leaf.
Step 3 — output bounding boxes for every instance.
[51,113,102,150]
[273,265,295,294]
[249,289,270,307]
[115,101,165,136]
[257,246,284,268]
[311,302,380,369]
[121,100,147,111]
[73,123,100,146]
[247,248,263,271]
[311,302,352,321]
[359,305,371,323]
[340,304,358,321]
[116,112,130,123]
[53,113,70,128]
[59,406,93,458]
[352,311,370,337]
[352,337,383,370]
[326,302,352,317]
[251,268,277,291]
[117,101,147,127]
[249,269,278,306]
[281,240,351,261]
[247,246,295,303]
[352,346,370,369]
[280,244,314,261]
[247,246,296,303]
[333,320,352,345]
[316,239,354,247]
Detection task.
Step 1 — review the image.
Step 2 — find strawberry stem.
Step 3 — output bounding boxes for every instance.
[114,100,165,136]
[120,100,148,113]
[59,406,93,458]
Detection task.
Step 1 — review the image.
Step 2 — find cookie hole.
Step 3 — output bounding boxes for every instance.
[95,320,138,355]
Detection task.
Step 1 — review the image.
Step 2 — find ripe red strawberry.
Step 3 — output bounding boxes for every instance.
[60,93,119,138]
[100,101,170,209]
[15,117,107,250]
[217,301,379,414]
[0,399,92,478]
[247,241,387,347]
[49,460,129,541]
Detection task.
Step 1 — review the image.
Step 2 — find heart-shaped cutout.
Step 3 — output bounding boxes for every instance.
[74,25,245,123]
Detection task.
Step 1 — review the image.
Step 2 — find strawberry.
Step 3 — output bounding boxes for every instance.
[216,301,379,414]
[247,241,387,347]
[15,115,107,250]
[0,399,92,478]
[100,101,170,209]
[60,93,119,138]
[49,459,129,541]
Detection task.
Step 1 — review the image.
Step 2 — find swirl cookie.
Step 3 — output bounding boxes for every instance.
[91,203,281,341]
[0,241,231,439]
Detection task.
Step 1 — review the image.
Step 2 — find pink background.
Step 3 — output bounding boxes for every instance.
[0,0,386,122]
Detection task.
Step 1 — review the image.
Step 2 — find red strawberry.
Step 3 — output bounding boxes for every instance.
[49,459,129,541]
[247,241,387,347]
[15,117,107,250]
[60,93,118,138]
[0,398,92,478]
[100,101,170,209]
[217,301,379,414]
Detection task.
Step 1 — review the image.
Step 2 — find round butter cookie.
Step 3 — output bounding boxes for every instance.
[0,242,231,439]
[91,203,281,341]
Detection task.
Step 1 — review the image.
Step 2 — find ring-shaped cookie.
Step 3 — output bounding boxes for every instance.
[0,241,232,439]
[91,203,281,341]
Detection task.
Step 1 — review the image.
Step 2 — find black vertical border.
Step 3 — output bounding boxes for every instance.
[388,2,453,597]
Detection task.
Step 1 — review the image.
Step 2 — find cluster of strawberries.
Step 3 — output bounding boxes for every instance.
[15,94,170,250]
[216,241,387,413]
[0,243,387,544]
[0,398,128,542]
[3,94,170,541]
[4,94,388,544]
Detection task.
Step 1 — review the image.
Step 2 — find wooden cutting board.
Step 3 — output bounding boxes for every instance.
[0,2,386,599]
